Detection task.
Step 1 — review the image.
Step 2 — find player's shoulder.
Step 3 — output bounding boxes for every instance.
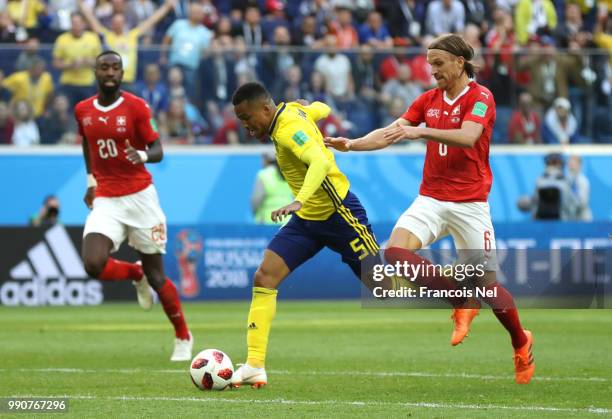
[74,95,97,115]
[417,87,441,103]
[121,91,147,105]
[279,104,310,129]
[122,91,152,111]
[467,81,494,102]
[55,31,70,42]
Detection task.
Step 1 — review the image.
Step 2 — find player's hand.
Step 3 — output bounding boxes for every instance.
[83,187,95,209]
[383,123,421,143]
[324,136,351,152]
[124,140,147,164]
[271,201,302,223]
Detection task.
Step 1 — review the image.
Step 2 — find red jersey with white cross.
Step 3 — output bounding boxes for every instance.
[401,81,495,202]
[75,92,159,197]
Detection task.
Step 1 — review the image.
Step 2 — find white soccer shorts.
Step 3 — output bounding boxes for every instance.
[394,195,498,271]
[83,184,167,254]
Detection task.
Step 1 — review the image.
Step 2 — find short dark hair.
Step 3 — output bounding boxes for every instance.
[96,50,122,64]
[428,34,477,78]
[232,82,271,106]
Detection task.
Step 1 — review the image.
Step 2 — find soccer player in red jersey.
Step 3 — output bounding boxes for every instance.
[326,34,535,384]
[75,51,193,361]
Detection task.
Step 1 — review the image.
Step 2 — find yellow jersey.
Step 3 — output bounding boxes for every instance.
[7,0,45,29]
[2,70,54,118]
[102,28,140,83]
[53,31,102,86]
[269,101,350,220]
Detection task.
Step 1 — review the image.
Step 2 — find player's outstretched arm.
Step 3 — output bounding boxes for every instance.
[383,120,483,148]
[270,146,331,223]
[77,0,106,35]
[136,0,176,35]
[324,118,412,152]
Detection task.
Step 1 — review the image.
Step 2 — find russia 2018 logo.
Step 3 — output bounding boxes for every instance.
[175,229,204,298]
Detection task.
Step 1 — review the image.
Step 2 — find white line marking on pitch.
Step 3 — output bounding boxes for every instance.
[1,367,608,383]
[9,394,611,415]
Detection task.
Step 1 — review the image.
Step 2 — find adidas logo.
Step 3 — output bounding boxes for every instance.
[0,225,103,306]
[248,322,257,330]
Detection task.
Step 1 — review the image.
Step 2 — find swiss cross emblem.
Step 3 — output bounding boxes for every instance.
[117,116,126,126]
[451,105,461,116]
[83,117,92,126]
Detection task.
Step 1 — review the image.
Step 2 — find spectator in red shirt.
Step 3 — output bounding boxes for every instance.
[508,92,541,144]
[0,101,14,143]
[407,35,436,89]
[212,104,241,145]
[379,52,411,83]
[330,7,358,49]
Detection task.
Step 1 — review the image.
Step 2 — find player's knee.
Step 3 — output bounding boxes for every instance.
[253,266,280,289]
[146,271,165,290]
[83,256,107,278]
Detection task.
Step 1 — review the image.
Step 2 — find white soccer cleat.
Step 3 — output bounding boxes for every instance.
[132,262,153,311]
[231,363,267,389]
[170,332,193,362]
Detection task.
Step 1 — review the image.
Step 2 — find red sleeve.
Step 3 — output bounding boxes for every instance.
[135,100,159,144]
[401,92,427,125]
[463,88,495,126]
[74,105,84,137]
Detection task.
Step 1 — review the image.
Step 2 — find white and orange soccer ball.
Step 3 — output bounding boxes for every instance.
[189,349,234,391]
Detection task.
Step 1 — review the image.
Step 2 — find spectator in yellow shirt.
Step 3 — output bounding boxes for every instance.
[594,4,612,70]
[6,0,47,33]
[52,12,102,107]
[2,57,54,119]
[77,0,175,88]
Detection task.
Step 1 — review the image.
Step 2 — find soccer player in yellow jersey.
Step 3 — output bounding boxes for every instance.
[230,82,380,388]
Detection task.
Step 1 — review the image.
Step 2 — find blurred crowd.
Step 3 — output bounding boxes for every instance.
[1,0,612,146]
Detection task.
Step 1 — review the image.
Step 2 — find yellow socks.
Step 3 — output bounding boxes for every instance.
[246,287,278,369]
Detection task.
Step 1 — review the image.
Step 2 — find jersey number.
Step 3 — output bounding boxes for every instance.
[350,238,369,261]
[484,230,492,252]
[439,144,448,156]
[97,139,118,159]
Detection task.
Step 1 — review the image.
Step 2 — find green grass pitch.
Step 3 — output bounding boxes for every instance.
[1,301,611,418]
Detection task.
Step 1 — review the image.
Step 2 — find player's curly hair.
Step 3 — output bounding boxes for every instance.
[232,82,272,106]
[428,34,477,78]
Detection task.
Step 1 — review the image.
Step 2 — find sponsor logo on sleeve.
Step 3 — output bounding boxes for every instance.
[150,118,158,133]
[472,102,488,117]
[291,130,309,146]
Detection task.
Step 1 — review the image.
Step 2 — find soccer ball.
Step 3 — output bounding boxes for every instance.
[189,349,234,391]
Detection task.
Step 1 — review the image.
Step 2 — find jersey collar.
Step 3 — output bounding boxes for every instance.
[268,102,286,136]
[443,82,473,106]
[93,94,125,113]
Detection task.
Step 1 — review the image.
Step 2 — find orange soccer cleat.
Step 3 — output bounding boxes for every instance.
[513,329,535,384]
[450,304,480,346]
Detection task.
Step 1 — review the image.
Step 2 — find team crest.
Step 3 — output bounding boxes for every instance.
[117,116,126,126]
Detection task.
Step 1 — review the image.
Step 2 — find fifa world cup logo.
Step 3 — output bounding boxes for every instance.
[175,229,203,298]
